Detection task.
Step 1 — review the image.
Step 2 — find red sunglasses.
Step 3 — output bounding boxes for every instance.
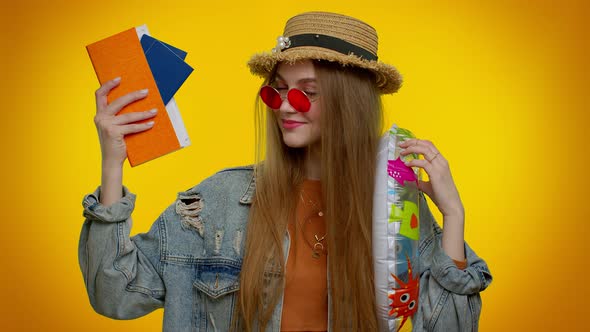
[259,85,318,113]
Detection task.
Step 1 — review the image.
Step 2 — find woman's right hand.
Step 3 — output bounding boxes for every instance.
[94,77,157,168]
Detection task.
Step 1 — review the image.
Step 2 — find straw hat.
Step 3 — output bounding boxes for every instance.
[247,11,403,94]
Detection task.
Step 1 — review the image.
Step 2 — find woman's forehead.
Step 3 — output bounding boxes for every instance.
[275,60,316,83]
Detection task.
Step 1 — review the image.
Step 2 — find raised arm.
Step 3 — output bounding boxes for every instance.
[399,139,492,330]
[93,76,157,206]
[78,78,165,318]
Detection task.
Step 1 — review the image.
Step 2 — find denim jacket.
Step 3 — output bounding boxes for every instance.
[79,166,492,331]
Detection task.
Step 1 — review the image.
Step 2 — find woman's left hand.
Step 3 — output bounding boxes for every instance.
[398,139,464,219]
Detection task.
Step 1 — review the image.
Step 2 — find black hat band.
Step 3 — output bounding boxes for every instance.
[285,34,378,61]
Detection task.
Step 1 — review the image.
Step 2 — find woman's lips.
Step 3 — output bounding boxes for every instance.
[282,119,305,129]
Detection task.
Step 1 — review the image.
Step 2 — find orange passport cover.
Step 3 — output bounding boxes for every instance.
[87,28,181,166]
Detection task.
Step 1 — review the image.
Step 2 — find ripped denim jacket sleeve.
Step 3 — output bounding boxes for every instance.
[414,193,493,332]
[78,186,166,319]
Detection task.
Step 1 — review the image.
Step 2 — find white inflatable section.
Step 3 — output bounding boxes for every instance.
[373,134,391,331]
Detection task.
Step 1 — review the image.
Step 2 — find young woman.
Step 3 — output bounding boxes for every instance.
[80,11,492,332]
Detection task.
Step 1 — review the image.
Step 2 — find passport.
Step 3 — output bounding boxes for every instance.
[140,34,193,105]
[86,25,192,166]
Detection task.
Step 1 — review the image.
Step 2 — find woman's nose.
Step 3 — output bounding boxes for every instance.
[278,97,297,113]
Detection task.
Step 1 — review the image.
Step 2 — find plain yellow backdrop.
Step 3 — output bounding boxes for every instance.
[1,0,588,330]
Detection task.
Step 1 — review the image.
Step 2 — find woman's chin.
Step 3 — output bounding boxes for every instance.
[282,133,315,148]
[282,139,308,149]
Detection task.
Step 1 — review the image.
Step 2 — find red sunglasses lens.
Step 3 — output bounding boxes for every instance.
[260,86,282,109]
[287,89,311,112]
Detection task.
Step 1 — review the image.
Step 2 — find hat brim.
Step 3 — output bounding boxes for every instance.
[247,47,402,94]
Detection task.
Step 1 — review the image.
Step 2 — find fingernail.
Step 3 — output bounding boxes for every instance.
[139,89,148,94]
[149,108,157,114]
[398,141,405,146]
[113,77,121,82]
[147,121,154,126]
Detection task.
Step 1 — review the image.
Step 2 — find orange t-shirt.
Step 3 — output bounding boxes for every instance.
[281,180,328,332]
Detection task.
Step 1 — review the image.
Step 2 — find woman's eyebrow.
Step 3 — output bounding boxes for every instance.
[275,74,317,84]
[298,78,317,84]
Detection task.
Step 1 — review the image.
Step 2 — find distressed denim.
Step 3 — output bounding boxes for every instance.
[79,166,492,331]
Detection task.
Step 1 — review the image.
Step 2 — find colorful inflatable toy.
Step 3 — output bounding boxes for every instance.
[374,124,421,332]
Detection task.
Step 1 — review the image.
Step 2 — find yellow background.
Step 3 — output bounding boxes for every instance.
[1,0,588,330]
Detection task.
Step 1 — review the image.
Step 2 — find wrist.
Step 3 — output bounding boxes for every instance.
[442,214,465,228]
[100,159,124,206]
[102,158,124,170]
[442,205,464,220]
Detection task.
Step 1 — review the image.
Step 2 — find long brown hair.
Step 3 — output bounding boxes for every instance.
[235,60,383,331]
